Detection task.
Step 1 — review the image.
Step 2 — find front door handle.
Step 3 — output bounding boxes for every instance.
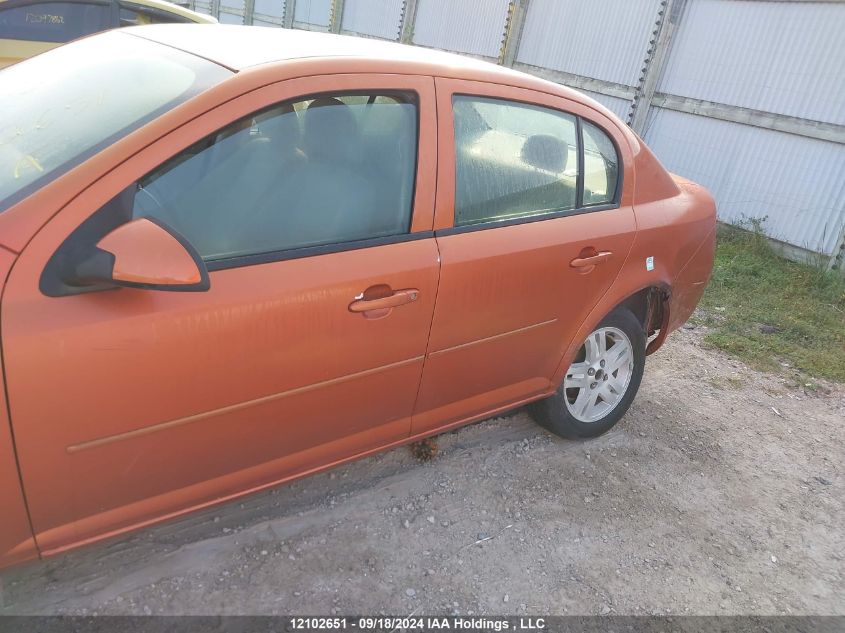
[570,250,613,269]
[349,288,419,314]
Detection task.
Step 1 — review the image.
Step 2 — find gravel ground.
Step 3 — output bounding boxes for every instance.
[1,326,843,616]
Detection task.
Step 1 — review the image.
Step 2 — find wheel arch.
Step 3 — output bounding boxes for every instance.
[550,283,671,391]
[618,287,661,332]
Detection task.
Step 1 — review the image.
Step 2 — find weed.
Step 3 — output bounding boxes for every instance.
[697,221,845,382]
[409,438,439,462]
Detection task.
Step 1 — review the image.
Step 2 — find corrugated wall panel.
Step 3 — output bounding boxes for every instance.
[517,0,663,87]
[254,0,284,20]
[644,108,845,257]
[342,0,403,40]
[577,90,632,122]
[294,0,331,28]
[219,0,244,24]
[659,0,845,125]
[218,12,243,24]
[412,0,510,58]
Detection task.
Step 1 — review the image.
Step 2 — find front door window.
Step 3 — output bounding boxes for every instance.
[132,93,419,262]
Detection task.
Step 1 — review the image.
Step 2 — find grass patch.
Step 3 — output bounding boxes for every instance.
[695,222,845,382]
[707,375,744,391]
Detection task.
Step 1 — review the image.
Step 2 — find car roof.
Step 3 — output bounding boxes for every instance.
[125,25,630,140]
[127,24,523,75]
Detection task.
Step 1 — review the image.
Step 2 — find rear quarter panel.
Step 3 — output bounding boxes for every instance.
[551,140,716,387]
[661,176,717,331]
[0,246,37,569]
[628,172,716,326]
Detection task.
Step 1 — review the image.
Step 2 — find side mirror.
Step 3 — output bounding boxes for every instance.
[72,218,210,292]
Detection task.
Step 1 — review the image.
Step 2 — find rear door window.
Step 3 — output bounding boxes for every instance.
[582,120,620,206]
[452,96,579,227]
[0,1,113,42]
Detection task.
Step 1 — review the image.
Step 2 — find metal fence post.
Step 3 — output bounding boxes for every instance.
[499,0,530,67]
[834,231,845,273]
[210,0,221,20]
[628,0,687,134]
[399,0,419,43]
[329,0,345,33]
[283,0,295,28]
[243,0,255,25]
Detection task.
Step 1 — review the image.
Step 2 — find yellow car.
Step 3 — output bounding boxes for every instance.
[0,0,215,68]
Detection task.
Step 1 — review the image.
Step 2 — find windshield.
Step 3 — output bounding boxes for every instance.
[0,32,232,213]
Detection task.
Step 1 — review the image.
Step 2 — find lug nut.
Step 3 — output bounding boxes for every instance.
[600,359,606,367]
[588,368,595,376]
[603,374,608,381]
[590,382,598,389]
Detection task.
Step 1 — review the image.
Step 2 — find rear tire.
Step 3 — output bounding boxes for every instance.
[530,307,645,439]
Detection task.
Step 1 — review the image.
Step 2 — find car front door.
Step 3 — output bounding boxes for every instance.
[412,78,637,433]
[1,73,438,553]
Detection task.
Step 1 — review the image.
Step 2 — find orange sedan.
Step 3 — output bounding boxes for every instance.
[0,25,716,569]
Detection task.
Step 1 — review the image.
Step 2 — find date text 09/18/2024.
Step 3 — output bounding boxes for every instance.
[288,617,548,631]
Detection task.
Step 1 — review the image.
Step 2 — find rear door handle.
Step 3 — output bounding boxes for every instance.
[570,251,613,268]
[349,288,419,313]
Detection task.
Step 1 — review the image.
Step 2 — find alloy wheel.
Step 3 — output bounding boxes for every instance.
[564,326,635,423]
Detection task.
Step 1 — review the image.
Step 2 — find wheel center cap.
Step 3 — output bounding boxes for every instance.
[595,368,605,381]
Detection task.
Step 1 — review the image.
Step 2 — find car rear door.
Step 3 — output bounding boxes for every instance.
[1,73,438,554]
[412,78,637,434]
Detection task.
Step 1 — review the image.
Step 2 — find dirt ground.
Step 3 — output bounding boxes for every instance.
[1,325,843,616]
